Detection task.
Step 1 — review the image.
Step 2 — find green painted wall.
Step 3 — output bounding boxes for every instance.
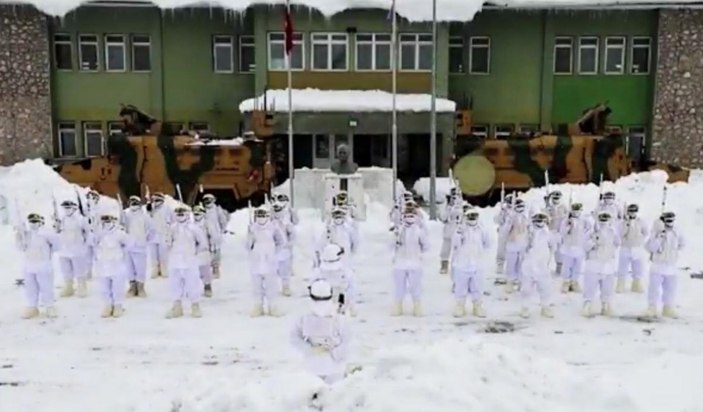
[548,10,657,128]
[50,6,255,136]
[448,9,657,132]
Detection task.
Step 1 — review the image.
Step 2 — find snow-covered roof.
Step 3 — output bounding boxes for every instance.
[238,88,457,113]
[9,0,703,20]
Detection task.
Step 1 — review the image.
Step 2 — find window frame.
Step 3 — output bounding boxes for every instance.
[53,33,74,71]
[604,36,626,75]
[577,36,599,75]
[310,32,349,72]
[267,32,305,71]
[627,125,647,157]
[131,34,151,72]
[57,122,78,158]
[189,122,210,133]
[399,33,433,72]
[494,124,514,139]
[239,35,255,73]
[471,125,489,138]
[104,34,127,72]
[354,33,392,72]
[469,36,490,75]
[83,122,105,157]
[78,34,100,72]
[630,36,652,75]
[553,36,574,75]
[518,124,539,136]
[448,36,465,74]
[212,34,234,74]
[107,121,123,137]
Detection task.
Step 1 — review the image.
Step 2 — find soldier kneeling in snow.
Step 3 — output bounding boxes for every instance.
[165,204,207,318]
[93,213,133,318]
[16,213,59,319]
[291,279,351,385]
[645,212,685,318]
[316,243,356,316]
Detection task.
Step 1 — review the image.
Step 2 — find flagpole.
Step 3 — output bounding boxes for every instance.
[391,0,398,202]
[286,0,295,207]
[429,0,437,220]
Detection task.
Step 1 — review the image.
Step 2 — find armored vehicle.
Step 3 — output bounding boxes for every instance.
[52,105,274,211]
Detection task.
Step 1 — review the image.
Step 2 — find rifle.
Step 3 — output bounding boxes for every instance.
[661,185,668,214]
[175,184,184,204]
[500,182,505,204]
[116,193,127,226]
[74,186,85,217]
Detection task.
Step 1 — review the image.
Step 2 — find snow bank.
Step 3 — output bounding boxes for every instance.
[413,177,454,204]
[164,337,635,411]
[239,88,457,113]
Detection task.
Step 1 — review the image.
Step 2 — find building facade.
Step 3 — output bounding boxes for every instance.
[0,2,701,173]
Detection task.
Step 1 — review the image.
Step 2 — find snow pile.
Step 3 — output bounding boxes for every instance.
[166,337,635,411]
[10,0,703,20]
[412,176,455,203]
[239,88,457,113]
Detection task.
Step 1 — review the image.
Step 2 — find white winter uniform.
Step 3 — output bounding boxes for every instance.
[148,204,173,276]
[193,218,217,284]
[617,216,649,281]
[203,204,229,267]
[500,210,530,283]
[494,205,512,266]
[291,304,351,384]
[93,226,132,306]
[57,213,91,283]
[559,215,592,282]
[165,221,208,303]
[546,203,569,265]
[593,202,623,221]
[440,203,464,261]
[247,221,285,303]
[392,221,429,302]
[123,207,151,283]
[16,225,59,308]
[521,225,556,306]
[316,221,359,267]
[314,263,356,312]
[583,222,620,304]
[450,223,490,302]
[273,210,296,288]
[646,227,685,308]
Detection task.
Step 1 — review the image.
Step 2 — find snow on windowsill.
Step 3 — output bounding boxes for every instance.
[238,88,457,113]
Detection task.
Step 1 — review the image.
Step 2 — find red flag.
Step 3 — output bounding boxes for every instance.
[284,5,294,55]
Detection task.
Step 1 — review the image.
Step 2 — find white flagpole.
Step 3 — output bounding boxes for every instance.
[429,0,437,220]
[286,0,295,207]
[391,0,398,201]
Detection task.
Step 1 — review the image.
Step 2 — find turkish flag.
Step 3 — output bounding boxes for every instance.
[284,6,294,55]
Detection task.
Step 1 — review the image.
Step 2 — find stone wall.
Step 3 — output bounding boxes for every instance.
[652,9,703,167]
[0,5,52,165]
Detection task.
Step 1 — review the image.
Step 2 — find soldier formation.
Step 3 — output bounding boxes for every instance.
[12,183,686,384]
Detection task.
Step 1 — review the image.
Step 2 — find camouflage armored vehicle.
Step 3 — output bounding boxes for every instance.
[451,103,688,201]
[52,105,275,211]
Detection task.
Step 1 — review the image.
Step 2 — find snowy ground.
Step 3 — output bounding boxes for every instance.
[2,161,703,411]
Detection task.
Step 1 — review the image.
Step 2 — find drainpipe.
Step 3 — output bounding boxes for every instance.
[159,8,166,122]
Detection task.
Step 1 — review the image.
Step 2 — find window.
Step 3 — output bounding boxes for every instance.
[311,33,348,71]
[53,34,73,70]
[189,122,209,132]
[78,34,99,71]
[239,35,255,72]
[355,33,391,71]
[494,124,514,139]
[578,37,599,74]
[399,33,432,71]
[604,37,625,74]
[628,126,647,158]
[469,37,490,74]
[108,122,123,137]
[471,125,488,138]
[449,36,464,74]
[83,123,104,157]
[268,32,304,70]
[213,35,233,73]
[58,122,78,157]
[131,35,151,72]
[519,124,539,135]
[554,37,573,74]
[105,34,126,72]
[631,37,651,74]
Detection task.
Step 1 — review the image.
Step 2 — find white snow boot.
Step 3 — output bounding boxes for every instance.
[570,280,582,293]
[112,305,124,318]
[282,284,292,297]
[631,278,644,294]
[412,300,422,317]
[582,302,594,318]
[212,264,221,279]
[159,264,168,278]
[662,305,678,319]
[191,303,202,318]
[150,265,159,279]
[390,301,403,316]
[60,281,74,298]
[540,306,554,318]
[136,282,147,297]
[520,306,531,319]
[644,305,658,318]
[561,280,571,294]
[601,302,614,317]
[126,281,138,297]
[615,278,626,294]
[203,284,213,298]
[504,280,515,294]
[267,304,283,317]
[45,306,57,319]
[453,300,466,318]
[101,305,113,318]
[21,307,39,319]
[250,304,264,318]
[166,301,184,319]
[440,260,449,275]
[76,278,87,298]
[472,301,486,318]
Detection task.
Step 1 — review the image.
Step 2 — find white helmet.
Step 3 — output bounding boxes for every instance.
[320,243,344,271]
[308,279,333,301]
